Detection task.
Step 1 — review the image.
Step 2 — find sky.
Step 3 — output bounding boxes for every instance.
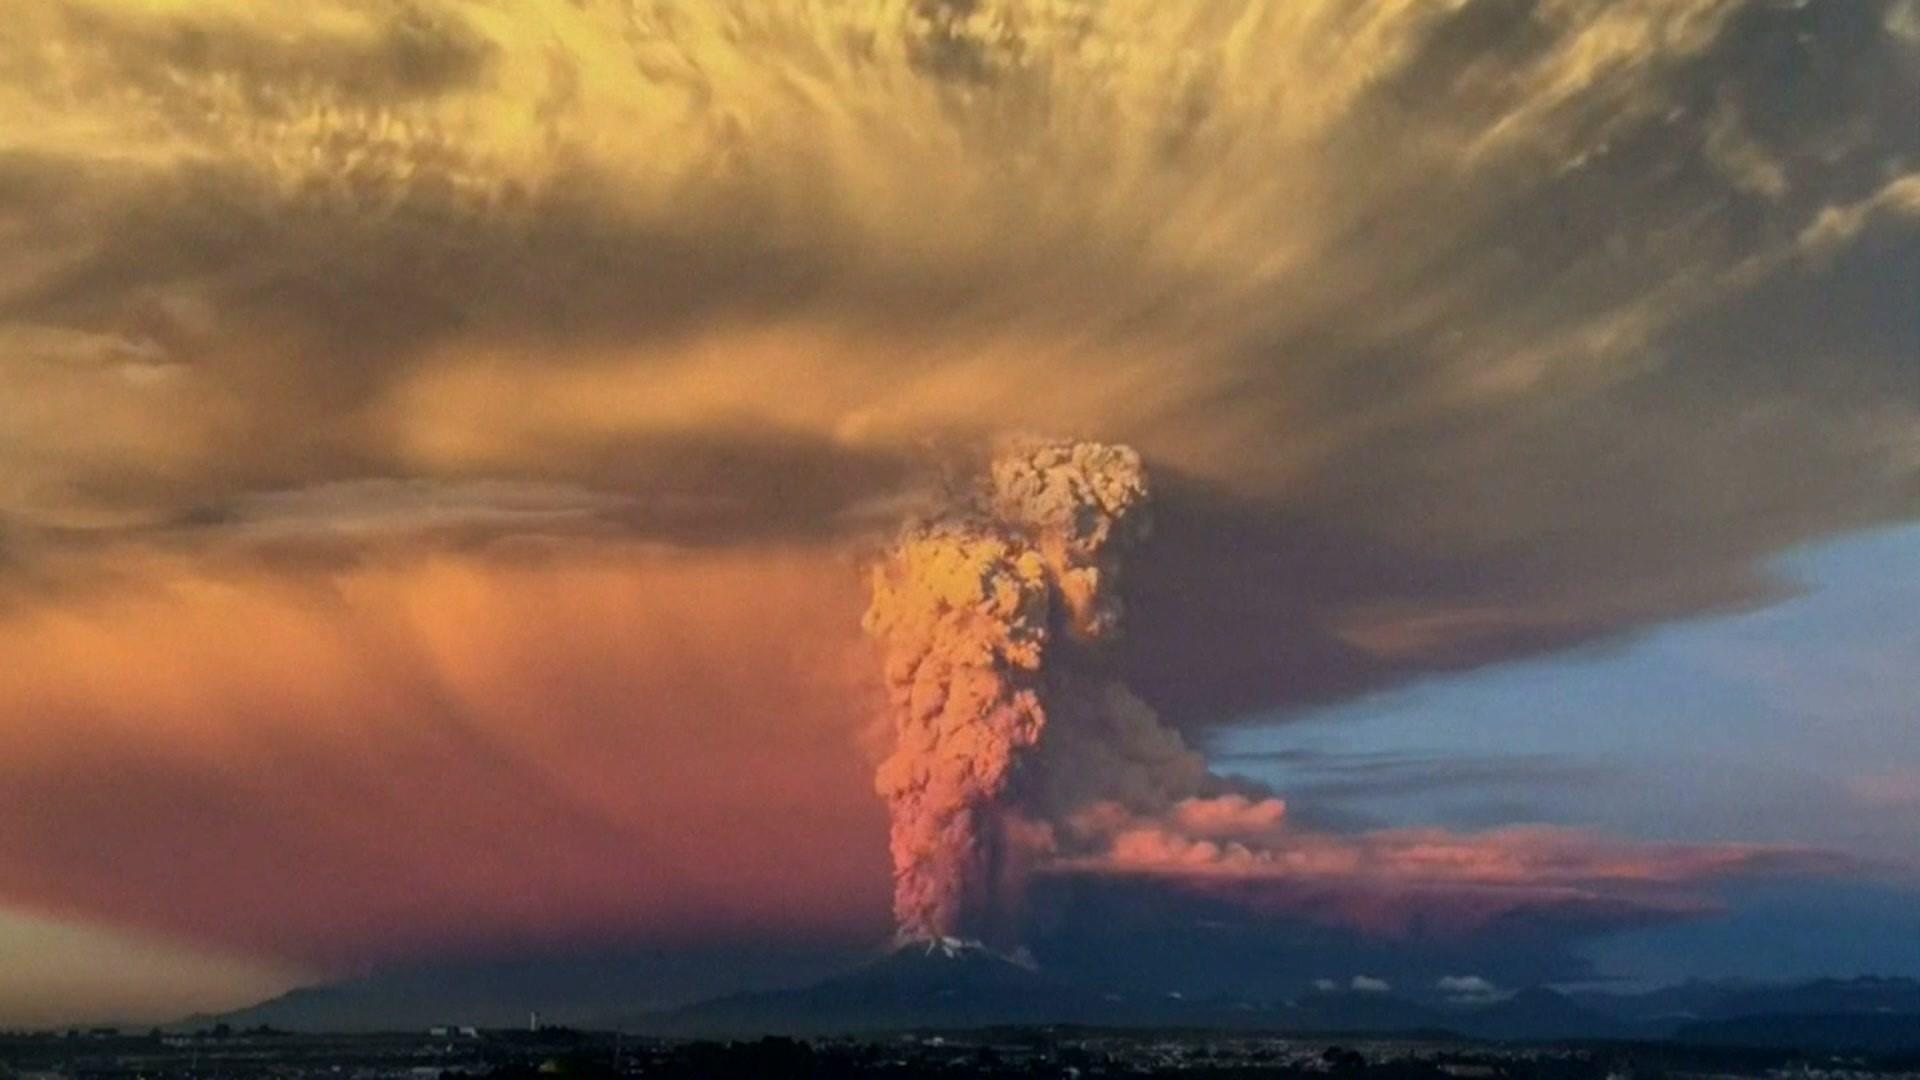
[0,0,1916,1027]
[1215,522,1920,986]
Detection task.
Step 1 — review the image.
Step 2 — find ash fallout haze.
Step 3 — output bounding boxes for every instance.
[0,0,1917,1030]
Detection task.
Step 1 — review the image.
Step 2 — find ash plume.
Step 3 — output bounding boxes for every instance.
[861,440,1829,949]
[863,437,1248,943]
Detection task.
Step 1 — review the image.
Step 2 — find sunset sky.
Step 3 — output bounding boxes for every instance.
[1,0,1916,1027]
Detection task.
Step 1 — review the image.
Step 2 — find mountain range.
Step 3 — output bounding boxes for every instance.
[200,943,1920,1053]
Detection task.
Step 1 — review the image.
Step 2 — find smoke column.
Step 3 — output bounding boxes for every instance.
[862,440,1833,948]
[863,438,1172,942]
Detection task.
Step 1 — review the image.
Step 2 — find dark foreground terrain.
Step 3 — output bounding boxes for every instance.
[6,1026,1920,1080]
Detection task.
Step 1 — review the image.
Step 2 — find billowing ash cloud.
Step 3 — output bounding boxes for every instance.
[866,438,1845,946]
[859,438,1358,944]
[863,438,1162,941]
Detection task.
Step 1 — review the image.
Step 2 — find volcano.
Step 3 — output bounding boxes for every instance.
[624,938,1132,1036]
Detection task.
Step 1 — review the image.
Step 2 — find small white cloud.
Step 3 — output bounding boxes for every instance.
[1437,974,1506,1003]
[1350,975,1391,993]
[1313,978,1338,992]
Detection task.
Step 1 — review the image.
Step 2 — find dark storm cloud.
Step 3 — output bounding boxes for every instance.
[2,0,1914,712]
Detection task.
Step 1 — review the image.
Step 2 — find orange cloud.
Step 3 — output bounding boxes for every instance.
[0,543,892,970]
[1056,808,1850,938]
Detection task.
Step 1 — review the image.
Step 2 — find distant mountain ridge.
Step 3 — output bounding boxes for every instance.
[200,953,1920,1051]
[1673,1011,1920,1054]
[623,960,1920,1045]
[1572,974,1920,1026]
